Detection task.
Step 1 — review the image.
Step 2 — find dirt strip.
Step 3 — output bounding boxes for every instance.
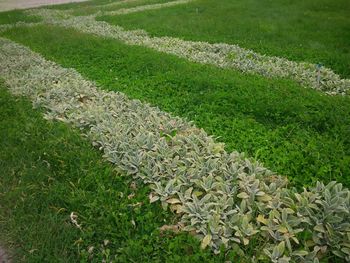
[0,246,11,263]
[0,0,88,12]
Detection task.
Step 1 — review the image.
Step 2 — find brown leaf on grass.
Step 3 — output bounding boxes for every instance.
[127,193,135,199]
[130,181,137,191]
[159,223,184,234]
[149,192,159,203]
[70,212,82,229]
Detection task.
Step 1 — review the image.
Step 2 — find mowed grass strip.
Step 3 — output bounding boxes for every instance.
[0,84,233,262]
[47,0,176,13]
[47,0,117,10]
[2,26,350,188]
[0,9,41,25]
[98,0,350,78]
[68,0,179,17]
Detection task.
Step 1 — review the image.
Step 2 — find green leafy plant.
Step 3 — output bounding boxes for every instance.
[1,37,349,262]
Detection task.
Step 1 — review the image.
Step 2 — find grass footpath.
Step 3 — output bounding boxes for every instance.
[2,25,350,189]
[0,84,234,262]
[98,0,350,78]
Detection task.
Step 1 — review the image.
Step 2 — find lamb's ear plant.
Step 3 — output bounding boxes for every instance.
[0,37,349,262]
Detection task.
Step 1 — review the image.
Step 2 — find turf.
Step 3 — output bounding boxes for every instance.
[0,10,40,25]
[1,1,349,261]
[98,0,350,78]
[69,0,178,16]
[2,25,349,189]
[48,0,173,12]
[47,0,116,10]
[0,83,239,262]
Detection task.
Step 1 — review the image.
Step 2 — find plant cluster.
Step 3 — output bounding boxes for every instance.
[99,0,350,78]
[21,6,350,95]
[1,38,349,262]
[4,24,350,188]
[1,1,349,95]
[0,84,222,262]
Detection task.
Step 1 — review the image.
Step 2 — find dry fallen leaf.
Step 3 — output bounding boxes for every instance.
[201,234,212,249]
[170,204,183,214]
[127,193,135,199]
[166,198,181,204]
[70,212,82,229]
[159,223,184,234]
[149,192,159,203]
[130,181,137,190]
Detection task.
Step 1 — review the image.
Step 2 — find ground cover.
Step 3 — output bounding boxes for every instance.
[19,5,349,95]
[1,0,349,262]
[0,83,224,262]
[1,37,349,262]
[2,25,349,188]
[98,0,350,78]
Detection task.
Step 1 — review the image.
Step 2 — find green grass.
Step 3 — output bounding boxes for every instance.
[48,0,173,12]
[2,25,350,189]
[0,10,40,25]
[47,0,117,10]
[1,2,349,261]
[69,0,178,17]
[98,0,350,78]
[0,83,240,262]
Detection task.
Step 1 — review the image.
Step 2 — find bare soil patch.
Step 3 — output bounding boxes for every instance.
[0,246,11,263]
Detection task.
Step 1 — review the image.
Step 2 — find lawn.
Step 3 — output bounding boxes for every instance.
[0,84,227,262]
[3,25,349,188]
[0,9,40,25]
[50,0,178,16]
[98,0,350,77]
[0,0,349,262]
